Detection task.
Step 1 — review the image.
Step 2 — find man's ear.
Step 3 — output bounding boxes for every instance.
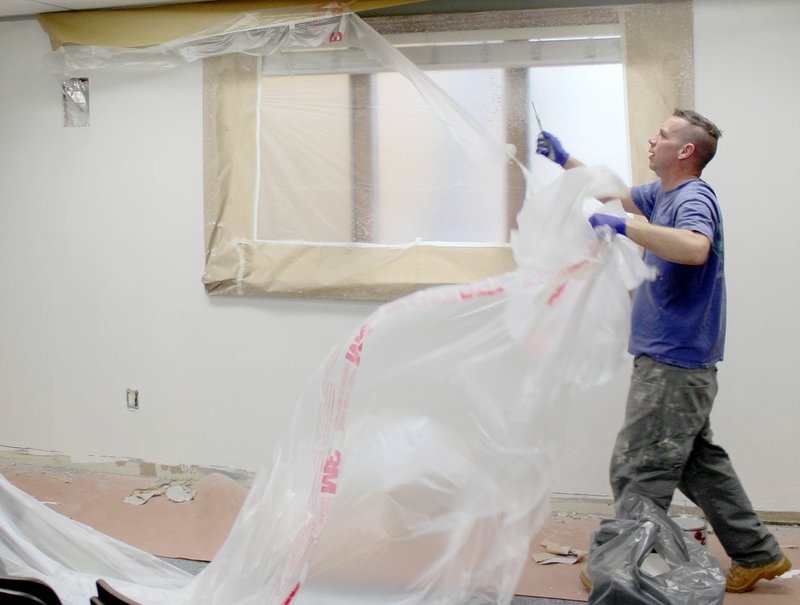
[679,142,696,159]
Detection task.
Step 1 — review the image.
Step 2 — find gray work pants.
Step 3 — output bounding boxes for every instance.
[610,355,784,568]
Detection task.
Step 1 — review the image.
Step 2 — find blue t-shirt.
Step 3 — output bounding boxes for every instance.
[629,179,726,368]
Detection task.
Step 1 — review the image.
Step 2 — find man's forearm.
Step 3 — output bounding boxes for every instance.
[625,221,711,265]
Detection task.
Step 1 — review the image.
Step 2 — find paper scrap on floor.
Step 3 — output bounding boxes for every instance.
[123,480,196,506]
[532,539,588,565]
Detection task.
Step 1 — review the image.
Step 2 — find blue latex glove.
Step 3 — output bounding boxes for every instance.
[589,213,627,236]
[536,131,570,166]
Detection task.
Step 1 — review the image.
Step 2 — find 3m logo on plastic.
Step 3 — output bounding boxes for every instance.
[345,325,369,367]
[459,286,504,300]
[321,450,342,494]
[282,582,301,605]
[548,283,567,306]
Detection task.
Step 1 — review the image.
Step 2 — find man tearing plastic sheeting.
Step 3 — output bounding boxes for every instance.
[536,109,791,594]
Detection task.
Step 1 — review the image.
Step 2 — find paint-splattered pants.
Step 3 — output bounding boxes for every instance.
[610,355,784,568]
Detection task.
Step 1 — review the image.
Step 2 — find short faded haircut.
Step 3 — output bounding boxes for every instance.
[673,108,722,171]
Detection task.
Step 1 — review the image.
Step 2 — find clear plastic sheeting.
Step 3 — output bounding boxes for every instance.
[255,19,516,245]
[12,7,656,605]
[0,164,649,605]
[0,473,192,603]
[198,10,529,298]
[45,8,348,73]
[78,6,532,298]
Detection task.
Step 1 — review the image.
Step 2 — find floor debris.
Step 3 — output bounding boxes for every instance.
[124,480,196,505]
[532,539,588,565]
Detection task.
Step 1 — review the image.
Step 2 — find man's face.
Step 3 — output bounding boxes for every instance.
[648,116,688,175]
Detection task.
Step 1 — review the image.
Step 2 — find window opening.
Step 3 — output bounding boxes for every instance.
[255,26,630,247]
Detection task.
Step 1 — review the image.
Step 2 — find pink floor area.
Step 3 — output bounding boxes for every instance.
[2,459,798,602]
[0,460,247,561]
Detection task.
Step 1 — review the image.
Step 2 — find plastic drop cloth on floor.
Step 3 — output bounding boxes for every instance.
[2,7,652,605]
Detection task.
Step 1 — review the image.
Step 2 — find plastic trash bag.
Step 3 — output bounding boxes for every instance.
[585,493,726,605]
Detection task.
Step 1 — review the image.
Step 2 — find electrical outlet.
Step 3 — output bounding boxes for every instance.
[126,389,139,411]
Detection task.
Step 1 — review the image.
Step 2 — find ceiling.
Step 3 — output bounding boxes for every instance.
[1,0,669,20]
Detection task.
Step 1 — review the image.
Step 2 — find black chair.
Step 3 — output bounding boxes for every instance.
[90,580,141,605]
[0,588,47,604]
[0,577,61,605]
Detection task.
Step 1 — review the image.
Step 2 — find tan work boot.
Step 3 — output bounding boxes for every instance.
[579,566,592,591]
[725,556,791,593]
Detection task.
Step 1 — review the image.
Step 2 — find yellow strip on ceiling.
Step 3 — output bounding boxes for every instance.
[37,0,423,50]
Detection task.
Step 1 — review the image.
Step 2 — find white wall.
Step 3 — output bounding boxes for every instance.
[1,0,798,512]
[690,0,800,512]
[0,20,376,471]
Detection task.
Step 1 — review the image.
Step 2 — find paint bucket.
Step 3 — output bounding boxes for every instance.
[672,516,708,548]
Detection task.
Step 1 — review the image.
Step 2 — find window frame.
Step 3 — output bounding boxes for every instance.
[202,3,693,301]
